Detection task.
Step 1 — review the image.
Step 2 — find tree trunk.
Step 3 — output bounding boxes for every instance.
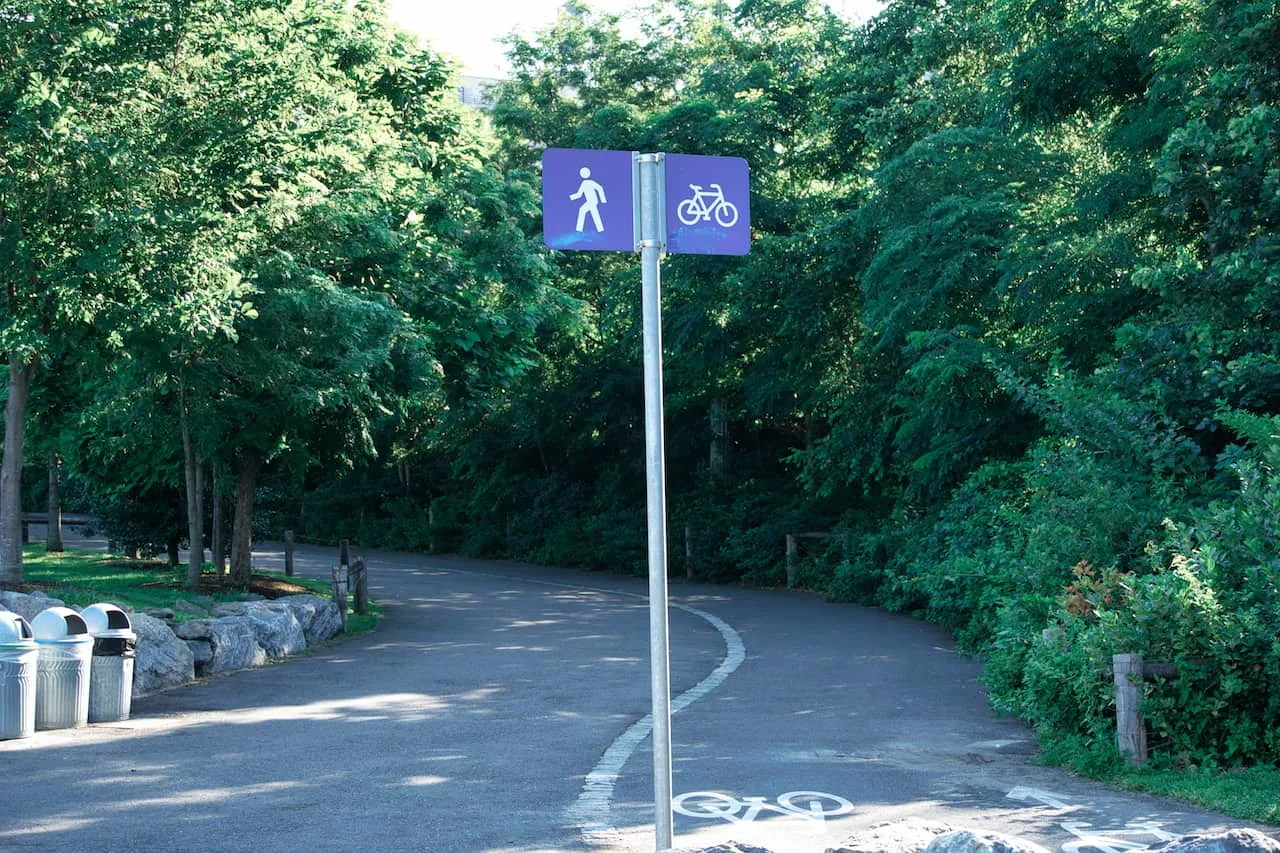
[229,449,260,586]
[179,391,204,589]
[45,456,63,553]
[0,359,34,584]
[211,464,225,575]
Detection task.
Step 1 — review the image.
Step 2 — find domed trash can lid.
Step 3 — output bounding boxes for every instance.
[80,604,135,640]
[0,609,36,649]
[80,603,136,657]
[31,607,92,645]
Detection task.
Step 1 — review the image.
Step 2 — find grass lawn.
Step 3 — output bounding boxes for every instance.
[11,545,378,633]
[1109,765,1280,826]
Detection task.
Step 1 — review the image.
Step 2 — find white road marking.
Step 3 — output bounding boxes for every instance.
[674,790,854,825]
[1060,821,1179,853]
[1008,787,1074,810]
[566,599,746,846]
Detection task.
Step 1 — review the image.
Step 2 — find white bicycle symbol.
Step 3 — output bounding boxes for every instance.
[676,183,740,228]
[673,790,854,824]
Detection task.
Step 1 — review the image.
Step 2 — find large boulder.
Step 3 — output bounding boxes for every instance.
[924,830,1050,853]
[279,594,343,645]
[243,602,306,659]
[0,590,66,623]
[186,640,213,670]
[131,612,196,694]
[829,820,957,853]
[174,619,214,641]
[205,616,267,674]
[173,599,210,617]
[174,619,216,675]
[1147,830,1280,853]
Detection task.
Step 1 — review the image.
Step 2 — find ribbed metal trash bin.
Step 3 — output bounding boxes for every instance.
[31,607,94,730]
[80,603,136,723]
[0,610,37,739]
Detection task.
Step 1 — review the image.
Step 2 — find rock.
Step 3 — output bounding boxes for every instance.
[213,602,249,617]
[243,602,305,659]
[1147,830,1280,853]
[185,640,213,671]
[279,594,343,645]
[924,830,1050,853]
[144,607,175,622]
[205,616,267,674]
[671,845,774,853]
[173,599,208,616]
[175,619,213,641]
[0,590,66,622]
[131,612,195,694]
[829,820,957,853]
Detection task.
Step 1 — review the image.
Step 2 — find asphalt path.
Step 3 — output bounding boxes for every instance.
[0,540,1271,853]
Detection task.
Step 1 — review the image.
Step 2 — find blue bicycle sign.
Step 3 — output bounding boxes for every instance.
[676,183,740,228]
[664,153,750,255]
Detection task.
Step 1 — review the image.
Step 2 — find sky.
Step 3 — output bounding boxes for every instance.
[387,0,887,78]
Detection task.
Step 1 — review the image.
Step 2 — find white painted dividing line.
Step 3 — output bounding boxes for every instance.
[566,599,747,846]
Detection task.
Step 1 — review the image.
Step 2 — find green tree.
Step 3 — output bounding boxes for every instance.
[1,0,185,582]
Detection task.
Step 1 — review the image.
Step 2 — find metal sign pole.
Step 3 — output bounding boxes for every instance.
[636,151,673,852]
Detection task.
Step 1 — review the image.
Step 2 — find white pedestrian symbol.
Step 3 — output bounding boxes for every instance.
[570,166,607,232]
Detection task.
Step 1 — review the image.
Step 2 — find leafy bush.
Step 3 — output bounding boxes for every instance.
[91,485,186,561]
[989,412,1280,768]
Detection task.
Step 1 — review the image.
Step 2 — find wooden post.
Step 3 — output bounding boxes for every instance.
[353,556,368,615]
[284,530,294,577]
[685,526,694,581]
[332,564,349,632]
[428,502,435,553]
[339,538,350,569]
[46,461,63,553]
[1114,653,1147,766]
[212,466,226,576]
[785,534,798,587]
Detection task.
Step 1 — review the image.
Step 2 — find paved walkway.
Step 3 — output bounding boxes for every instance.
[0,536,1268,852]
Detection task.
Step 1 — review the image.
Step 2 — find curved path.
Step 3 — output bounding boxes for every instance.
[0,541,1266,852]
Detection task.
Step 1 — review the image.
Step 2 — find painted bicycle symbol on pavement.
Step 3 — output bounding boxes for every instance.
[1060,821,1179,853]
[674,790,854,824]
[676,183,740,228]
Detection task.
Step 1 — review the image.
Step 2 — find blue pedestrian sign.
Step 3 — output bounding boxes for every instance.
[664,154,751,256]
[542,148,750,255]
[542,148,637,252]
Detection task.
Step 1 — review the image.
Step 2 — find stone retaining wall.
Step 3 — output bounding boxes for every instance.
[0,589,343,694]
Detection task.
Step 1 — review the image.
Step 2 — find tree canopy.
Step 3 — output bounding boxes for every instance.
[4,0,1279,771]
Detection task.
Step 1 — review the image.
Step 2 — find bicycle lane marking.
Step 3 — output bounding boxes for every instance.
[674,791,855,825]
[311,558,747,848]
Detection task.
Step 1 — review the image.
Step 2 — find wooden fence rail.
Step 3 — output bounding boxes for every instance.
[1111,653,1211,767]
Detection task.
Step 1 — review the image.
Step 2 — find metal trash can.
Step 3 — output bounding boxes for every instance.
[31,607,94,730]
[80,603,136,723]
[0,610,37,739]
